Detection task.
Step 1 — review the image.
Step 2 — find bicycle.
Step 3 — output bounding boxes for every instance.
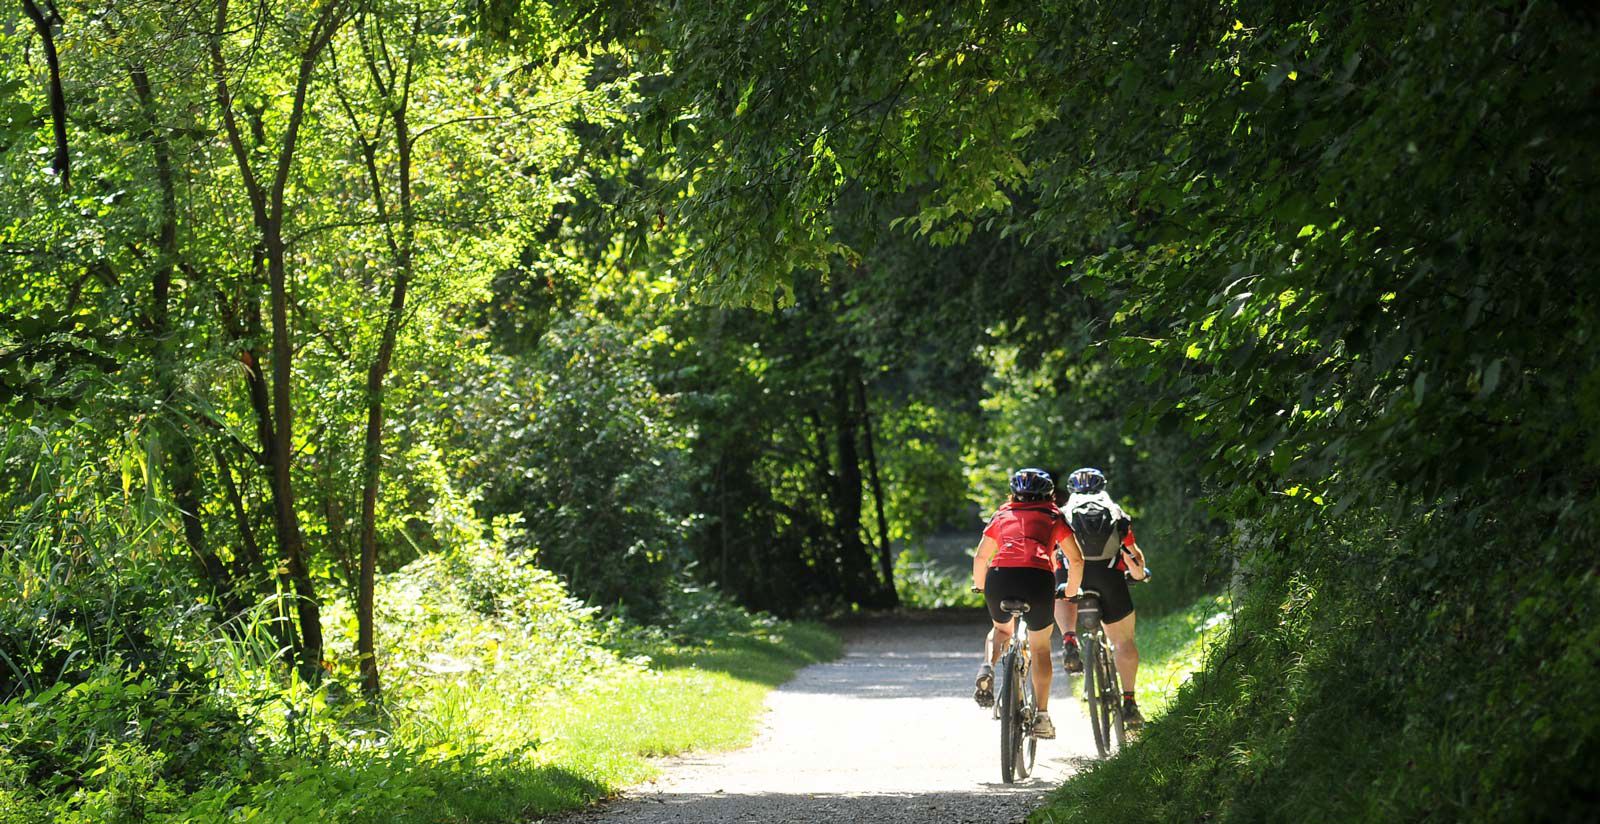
[996,598,1043,783]
[974,590,1040,783]
[1072,587,1124,758]
[1068,567,1151,758]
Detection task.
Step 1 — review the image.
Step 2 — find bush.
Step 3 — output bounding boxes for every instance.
[446,319,696,613]
[893,547,981,609]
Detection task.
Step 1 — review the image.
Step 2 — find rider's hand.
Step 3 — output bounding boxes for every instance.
[1058,584,1084,601]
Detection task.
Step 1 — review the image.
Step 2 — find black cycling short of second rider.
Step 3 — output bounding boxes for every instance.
[984,566,1056,632]
[1057,558,1135,625]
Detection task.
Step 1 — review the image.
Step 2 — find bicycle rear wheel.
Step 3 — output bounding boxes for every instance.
[1082,635,1109,758]
[999,649,1021,783]
[1016,654,1036,779]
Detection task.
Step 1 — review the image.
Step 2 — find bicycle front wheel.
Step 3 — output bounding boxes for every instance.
[1105,645,1126,751]
[1082,636,1109,758]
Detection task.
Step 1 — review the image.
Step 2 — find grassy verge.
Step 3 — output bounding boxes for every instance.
[1029,592,1230,824]
[1127,592,1231,717]
[0,540,840,824]
[1034,537,1600,824]
[348,620,841,824]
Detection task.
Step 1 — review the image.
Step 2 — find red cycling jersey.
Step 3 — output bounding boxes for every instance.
[983,500,1074,571]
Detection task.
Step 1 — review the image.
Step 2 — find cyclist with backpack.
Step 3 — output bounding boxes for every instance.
[971,468,1085,740]
[1053,467,1150,730]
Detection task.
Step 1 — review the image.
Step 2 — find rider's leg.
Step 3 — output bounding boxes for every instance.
[1054,599,1078,636]
[987,622,1012,665]
[1028,622,1055,711]
[1104,610,1139,693]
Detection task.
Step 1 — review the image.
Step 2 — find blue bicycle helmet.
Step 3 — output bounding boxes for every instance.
[1010,468,1055,500]
[1066,467,1107,495]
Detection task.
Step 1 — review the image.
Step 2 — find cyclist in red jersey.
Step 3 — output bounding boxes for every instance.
[971,468,1085,740]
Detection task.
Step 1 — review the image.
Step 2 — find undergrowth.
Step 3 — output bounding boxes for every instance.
[1123,593,1231,718]
[894,547,982,609]
[1034,503,1600,824]
[0,430,839,824]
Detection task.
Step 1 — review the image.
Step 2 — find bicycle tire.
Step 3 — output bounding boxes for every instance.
[1107,646,1132,755]
[999,649,1020,783]
[1082,635,1109,758]
[1016,652,1035,779]
[1100,639,1124,753]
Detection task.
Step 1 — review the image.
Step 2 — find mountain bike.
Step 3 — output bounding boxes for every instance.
[1073,588,1125,758]
[992,597,1039,783]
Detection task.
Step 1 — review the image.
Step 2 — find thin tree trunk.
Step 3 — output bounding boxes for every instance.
[130,63,238,614]
[347,13,419,699]
[21,0,69,189]
[210,0,348,681]
[263,226,324,680]
[855,377,898,607]
[831,373,888,608]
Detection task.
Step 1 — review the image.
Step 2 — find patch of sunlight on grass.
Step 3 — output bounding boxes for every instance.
[1135,593,1231,717]
[375,621,842,824]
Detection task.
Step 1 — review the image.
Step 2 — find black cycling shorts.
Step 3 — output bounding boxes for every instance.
[1057,559,1136,625]
[984,566,1056,632]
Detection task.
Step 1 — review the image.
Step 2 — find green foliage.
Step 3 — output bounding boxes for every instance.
[892,548,981,610]
[0,467,839,823]
[450,318,696,613]
[1123,593,1232,719]
[1037,518,1600,824]
[0,423,212,700]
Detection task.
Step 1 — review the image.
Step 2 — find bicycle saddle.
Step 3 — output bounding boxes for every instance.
[1000,598,1030,614]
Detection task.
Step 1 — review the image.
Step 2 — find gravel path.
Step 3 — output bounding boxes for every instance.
[566,613,1094,824]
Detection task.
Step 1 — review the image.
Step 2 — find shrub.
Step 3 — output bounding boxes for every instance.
[893,547,981,609]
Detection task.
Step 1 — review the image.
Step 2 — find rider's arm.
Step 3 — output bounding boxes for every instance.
[972,535,998,591]
[1058,531,1085,597]
[1123,543,1149,580]
[1120,520,1148,579]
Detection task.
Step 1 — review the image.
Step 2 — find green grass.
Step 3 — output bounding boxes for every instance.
[1029,591,1230,824]
[1128,592,1231,717]
[158,622,842,824]
[337,621,842,824]
[0,539,841,824]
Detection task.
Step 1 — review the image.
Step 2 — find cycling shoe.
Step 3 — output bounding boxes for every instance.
[1032,711,1057,739]
[1061,642,1084,674]
[974,665,995,708]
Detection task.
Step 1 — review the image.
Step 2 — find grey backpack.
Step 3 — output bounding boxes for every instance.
[1069,499,1125,562]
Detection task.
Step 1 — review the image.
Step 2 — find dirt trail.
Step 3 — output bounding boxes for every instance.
[568,614,1094,824]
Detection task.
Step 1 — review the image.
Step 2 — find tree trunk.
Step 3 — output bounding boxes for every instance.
[130,63,239,615]
[855,377,898,607]
[264,225,324,682]
[210,0,348,683]
[21,0,69,189]
[349,16,420,699]
[831,373,891,608]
